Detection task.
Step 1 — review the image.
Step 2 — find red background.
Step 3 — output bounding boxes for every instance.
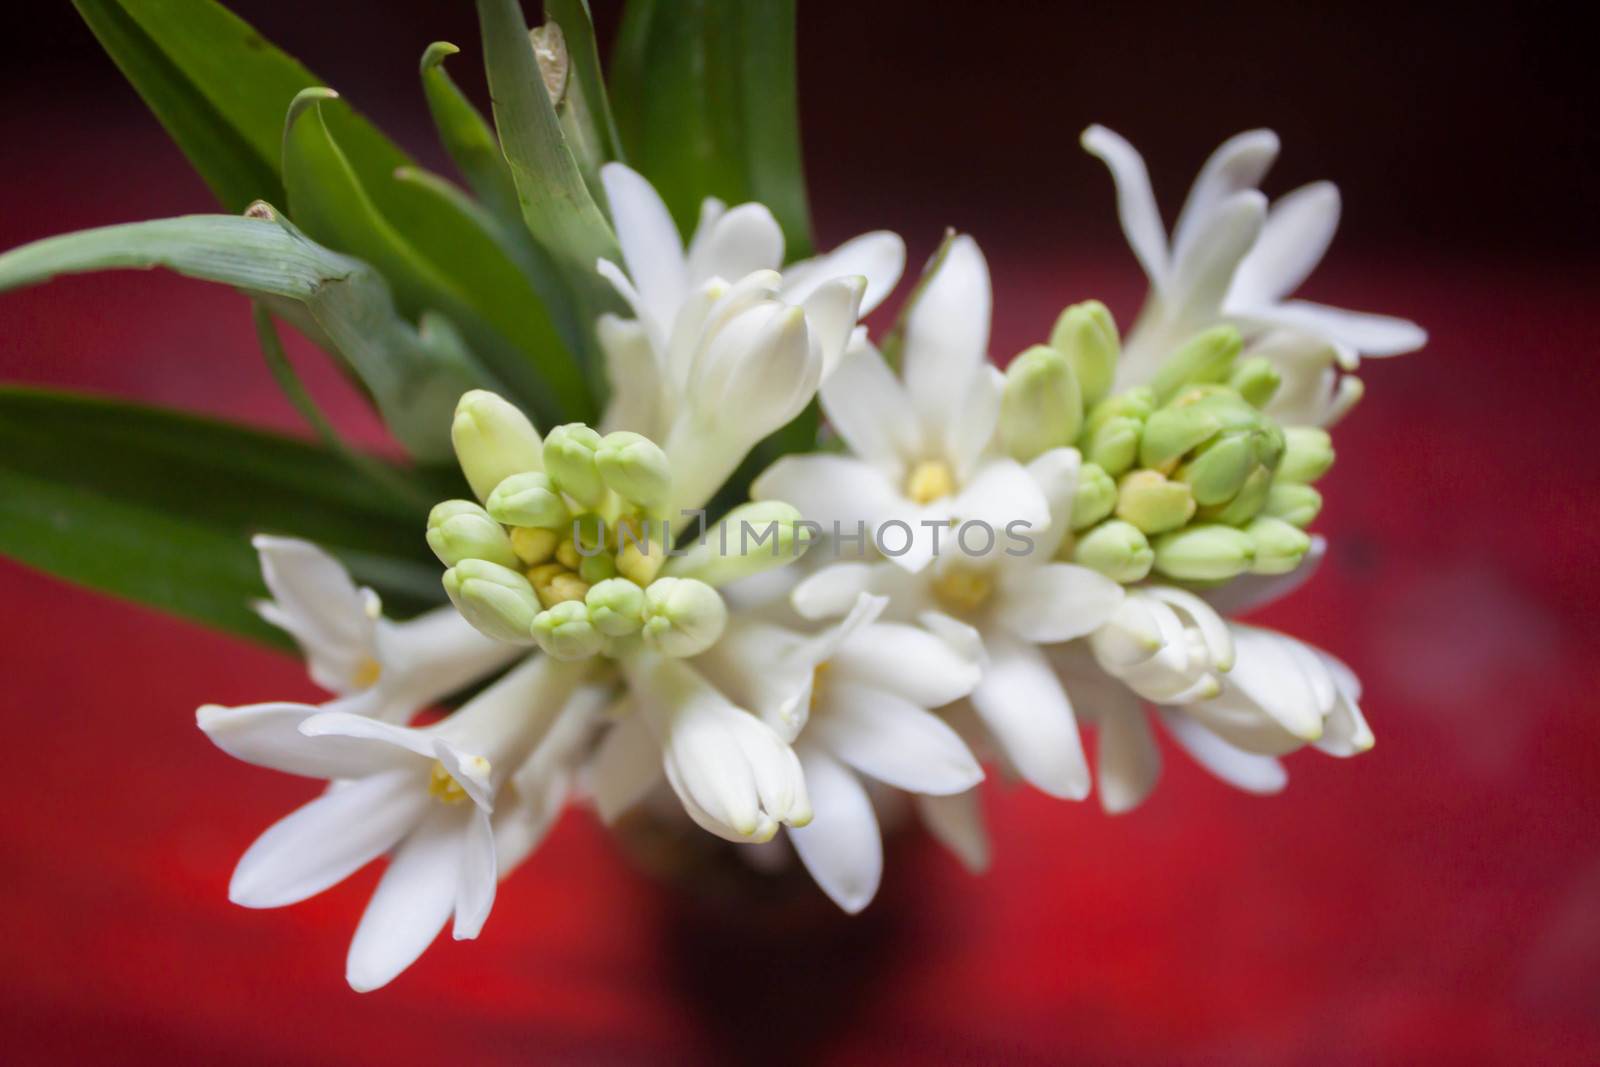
[2,1,1597,1062]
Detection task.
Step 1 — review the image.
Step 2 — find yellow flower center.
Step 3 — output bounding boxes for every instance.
[905,459,956,505]
[352,657,382,688]
[931,566,994,615]
[427,761,469,805]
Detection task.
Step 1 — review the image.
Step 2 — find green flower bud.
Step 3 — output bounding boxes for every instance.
[640,577,728,658]
[1070,463,1118,530]
[585,577,647,636]
[1204,464,1274,525]
[1139,405,1223,470]
[1150,325,1243,403]
[486,471,570,529]
[1084,386,1156,434]
[1176,432,1256,506]
[1262,483,1323,528]
[442,559,540,643]
[1278,427,1335,484]
[595,431,672,512]
[530,600,605,660]
[1048,300,1119,406]
[452,390,543,502]
[578,552,618,584]
[1073,519,1154,583]
[426,499,519,569]
[1230,356,1282,408]
[1245,516,1312,575]
[999,345,1083,461]
[1083,415,1141,476]
[1115,470,1196,534]
[542,423,607,507]
[1254,422,1287,472]
[1151,523,1256,582]
[665,501,814,587]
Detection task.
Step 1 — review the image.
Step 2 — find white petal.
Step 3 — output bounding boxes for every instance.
[452,808,497,940]
[786,746,882,914]
[686,202,785,286]
[598,312,666,438]
[1096,704,1162,815]
[1222,625,1329,741]
[803,276,867,379]
[830,622,981,708]
[298,710,436,761]
[949,457,1050,547]
[1023,446,1081,558]
[968,630,1091,799]
[1167,190,1267,327]
[792,561,922,620]
[1171,128,1280,272]
[1203,537,1326,616]
[198,702,414,780]
[1081,125,1170,288]
[782,231,905,314]
[252,535,375,692]
[374,608,522,723]
[902,235,991,441]
[1228,180,1340,306]
[1312,649,1374,757]
[751,453,910,534]
[943,364,1004,479]
[819,333,921,476]
[815,680,983,795]
[916,789,989,873]
[1159,709,1287,794]
[229,770,424,909]
[1259,300,1427,356]
[599,162,686,334]
[995,562,1124,644]
[587,710,663,823]
[345,806,467,993]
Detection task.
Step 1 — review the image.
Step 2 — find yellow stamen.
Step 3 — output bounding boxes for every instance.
[809,661,831,710]
[905,459,956,505]
[352,657,382,689]
[931,566,994,615]
[427,762,468,805]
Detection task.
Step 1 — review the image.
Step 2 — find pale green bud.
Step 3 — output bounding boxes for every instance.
[1150,325,1243,403]
[442,559,540,643]
[1229,356,1282,408]
[1048,300,1119,406]
[1070,462,1118,530]
[530,600,605,660]
[542,423,607,507]
[1073,519,1154,583]
[578,552,618,584]
[1139,405,1223,470]
[1177,432,1255,506]
[640,577,728,658]
[1151,523,1256,582]
[1083,415,1141,476]
[1262,483,1323,528]
[1115,470,1196,534]
[585,577,646,636]
[1278,427,1335,484]
[1205,464,1274,525]
[1246,516,1312,575]
[426,499,519,569]
[1084,386,1155,433]
[664,501,814,587]
[999,345,1083,461]
[595,431,672,511]
[486,471,570,529]
[452,390,543,502]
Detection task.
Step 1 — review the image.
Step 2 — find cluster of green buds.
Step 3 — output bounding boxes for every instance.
[430,392,810,661]
[999,303,1335,587]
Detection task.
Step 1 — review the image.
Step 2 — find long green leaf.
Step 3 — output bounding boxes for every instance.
[0,388,445,645]
[609,0,813,257]
[0,213,489,462]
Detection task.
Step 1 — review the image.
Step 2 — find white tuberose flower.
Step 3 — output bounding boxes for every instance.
[253,535,518,723]
[1081,125,1425,424]
[753,235,1049,571]
[198,655,586,992]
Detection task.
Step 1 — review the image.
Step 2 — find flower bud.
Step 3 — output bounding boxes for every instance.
[542,423,608,507]
[530,601,605,660]
[665,501,813,587]
[1278,427,1335,484]
[579,552,618,584]
[586,577,647,636]
[1176,431,1255,506]
[1048,300,1119,406]
[640,577,728,658]
[510,526,560,565]
[1083,415,1141,476]
[452,390,543,502]
[1204,465,1274,526]
[1115,470,1196,534]
[442,559,541,644]
[1073,519,1154,583]
[999,344,1083,461]
[1150,325,1243,403]
[1070,462,1118,530]
[1245,516,1312,575]
[1139,405,1223,470]
[1262,483,1323,528]
[1151,524,1256,582]
[426,500,519,568]
[486,471,570,529]
[615,524,669,586]
[595,431,673,512]
[1229,356,1282,408]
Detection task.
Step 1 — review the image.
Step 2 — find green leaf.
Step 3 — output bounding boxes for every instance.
[544,0,626,167]
[419,42,525,230]
[0,212,489,462]
[0,388,446,645]
[609,0,813,258]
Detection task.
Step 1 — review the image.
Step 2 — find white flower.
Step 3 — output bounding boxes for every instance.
[688,591,983,912]
[596,163,903,510]
[253,535,518,723]
[752,235,1050,571]
[1081,125,1425,425]
[197,655,589,991]
[790,449,1123,800]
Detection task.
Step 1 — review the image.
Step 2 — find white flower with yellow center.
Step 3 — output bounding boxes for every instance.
[1081,124,1425,426]
[197,654,589,992]
[752,235,1050,571]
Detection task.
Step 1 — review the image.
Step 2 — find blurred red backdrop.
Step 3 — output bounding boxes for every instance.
[1,1,1597,1063]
